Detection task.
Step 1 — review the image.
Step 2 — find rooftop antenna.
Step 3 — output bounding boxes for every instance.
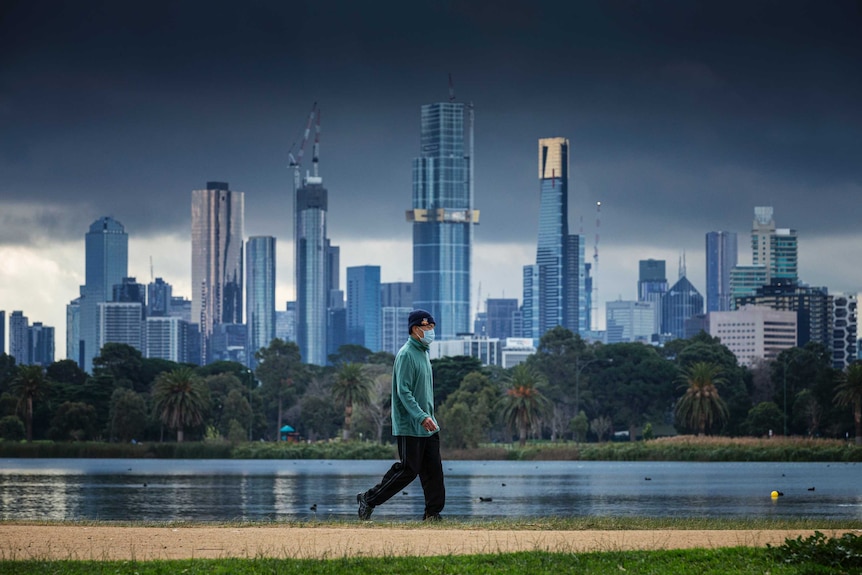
[312,107,321,178]
[149,256,154,282]
[448,72,455,102]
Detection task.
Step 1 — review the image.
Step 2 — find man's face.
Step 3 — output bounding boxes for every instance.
[413,323,435,338]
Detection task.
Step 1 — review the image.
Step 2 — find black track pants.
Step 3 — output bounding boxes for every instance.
[363,433,445,517]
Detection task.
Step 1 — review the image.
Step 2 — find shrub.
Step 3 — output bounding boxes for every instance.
[769,531,862,569]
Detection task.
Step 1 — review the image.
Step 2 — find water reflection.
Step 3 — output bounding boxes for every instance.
[0,459,859,522]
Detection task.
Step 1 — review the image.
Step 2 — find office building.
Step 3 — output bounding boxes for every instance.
[708,305,797,366]
[191,182,244,363]
[147,278,172,317]
[735,280,832,349]
[0,310,5,355]
[501,338,536,369]
[246,236,276,365]
[522,138,583,339]
[169,296,192,323]
[706,231,738,312]
[832,294,857,370]
[347,265,381,351]
[79,216,128,371]
[96,302,143,353]
[407,100,478,340]
[485,298,519,340]
[28,322,55,367]
[209,323,247,365]
[276,301,296,343]
[429,335,501,366]
[381,306,412,356]
[661,276,704,340]
[9,311,29,365]
[381,282,413,308]
[295,168,333,365]
[113,277,146,319]
[606,300,656,344]
[637,259,667,337]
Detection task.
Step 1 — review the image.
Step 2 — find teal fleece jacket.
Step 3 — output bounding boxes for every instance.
[390,336,438,437]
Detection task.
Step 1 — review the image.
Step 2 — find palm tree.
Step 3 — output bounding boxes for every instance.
[834,363,862,446]
[674,362,729,436]
[152,367,209,442]
[10,365,49,441]
[332,362,373,440]
[498,363,551,447]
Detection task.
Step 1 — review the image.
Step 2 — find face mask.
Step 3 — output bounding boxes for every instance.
[420,328,435,345]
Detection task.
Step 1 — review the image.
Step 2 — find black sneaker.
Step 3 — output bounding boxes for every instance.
[357,492,374,520]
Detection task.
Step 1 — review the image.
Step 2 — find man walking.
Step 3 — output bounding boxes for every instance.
[357,309,445,521]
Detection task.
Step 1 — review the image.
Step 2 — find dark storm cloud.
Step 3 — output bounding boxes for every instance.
[1,0,860,249]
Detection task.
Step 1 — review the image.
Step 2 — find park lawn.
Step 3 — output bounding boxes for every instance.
[0,548,851,575]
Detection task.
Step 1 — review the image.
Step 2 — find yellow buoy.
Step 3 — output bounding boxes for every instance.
[771,490,779,498]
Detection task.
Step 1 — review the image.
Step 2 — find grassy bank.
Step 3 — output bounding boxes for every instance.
[1,435,859,462]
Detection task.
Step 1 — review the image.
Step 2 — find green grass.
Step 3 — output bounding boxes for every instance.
[0,548,855,575]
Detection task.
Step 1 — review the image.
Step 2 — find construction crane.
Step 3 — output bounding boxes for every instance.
[287,102,317,190]
[592,201,601,332]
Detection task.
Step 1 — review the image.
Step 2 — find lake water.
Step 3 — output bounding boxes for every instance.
[0,459,859,522]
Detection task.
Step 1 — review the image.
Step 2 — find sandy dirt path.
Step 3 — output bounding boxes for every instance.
[0,525,852,561]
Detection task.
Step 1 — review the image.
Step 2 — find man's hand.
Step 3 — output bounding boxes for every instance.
[422,417,439,432]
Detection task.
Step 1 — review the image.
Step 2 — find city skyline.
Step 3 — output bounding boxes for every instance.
[2,1,861,356]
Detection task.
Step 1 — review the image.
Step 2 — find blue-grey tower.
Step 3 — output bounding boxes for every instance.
[706,231,738,313]
[347,265,381,352]
[80,216,128,372]
[407,100,478,340]
[246,236,276,366]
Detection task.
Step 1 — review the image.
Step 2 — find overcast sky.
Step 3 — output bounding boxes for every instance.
[2,0,861,354]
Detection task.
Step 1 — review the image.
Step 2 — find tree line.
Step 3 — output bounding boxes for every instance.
[1,328,860,446]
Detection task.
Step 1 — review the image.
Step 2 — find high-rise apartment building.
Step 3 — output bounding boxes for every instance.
[246,236,276,365]
[381,306,412,356]
[407,100,478,340]
[96,302,143,354]
[831,294,857,370]
[751,206,798,283]
[735,280,832,349]
[191,182,244,364]
[729,266,769,306]
[347,265,381,352]
[295,169,333,365]
[9,311,29,365]
[522,138,583,340]
[706,231,738,313]
[145,316,189,363]
[79,216,128,371]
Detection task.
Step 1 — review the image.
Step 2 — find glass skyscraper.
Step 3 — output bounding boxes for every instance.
[191,182,244,364]
[80,216,128,371]
[706,231,738,313]
[296,174,331,366]
[347,265,381,352]
[522,137,583,340]
[661,276,704,340]
[751,206,798,283]
[408,101,478,340]
[246,236,276,366]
